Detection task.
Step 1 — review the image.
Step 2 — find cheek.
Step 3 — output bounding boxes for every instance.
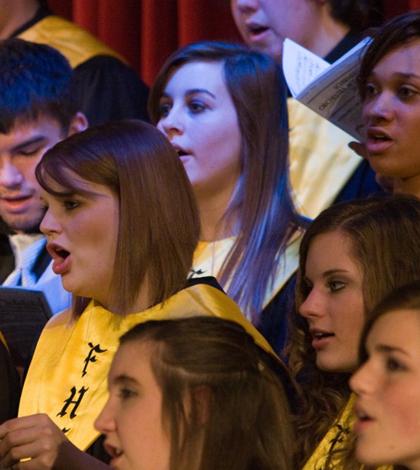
[387,391,420,436]
[156,120,165,134]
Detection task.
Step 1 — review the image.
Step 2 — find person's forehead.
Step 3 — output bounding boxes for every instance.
[0,115,63,144]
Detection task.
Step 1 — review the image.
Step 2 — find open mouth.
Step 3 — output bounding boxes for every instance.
[49,244,70,262]
[354,406,374,432]
[47,243,71,275]
[367,131,392,143]
[247,23,269,37]
[176,148,188,157]
[172,145,191,162]
[310,329,334,349]
[104,442,124,466]
[311,330,334,340]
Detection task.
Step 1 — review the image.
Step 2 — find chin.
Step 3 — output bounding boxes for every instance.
[356,447,385,468]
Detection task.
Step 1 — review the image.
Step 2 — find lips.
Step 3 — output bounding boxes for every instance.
[46,242,71,275]
[171,144,192,164]
[0,194,34,213]
[245,21,270,42]
[310,328,334,349]
[354,403,375,434]
[104,441,124,468]
[365,127,394,155]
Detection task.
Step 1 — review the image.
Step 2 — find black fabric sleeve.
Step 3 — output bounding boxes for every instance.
[71,55,150,127]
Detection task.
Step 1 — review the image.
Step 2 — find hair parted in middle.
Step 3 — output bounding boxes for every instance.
[120,315,295,470]
[36,119,200,316]
[287,194,420,468]
[149,40,303,320]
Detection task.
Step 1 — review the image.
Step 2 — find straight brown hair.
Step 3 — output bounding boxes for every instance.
[36,120,200,316]
[149,41,303,320]
[288,194,420,468]
[121,316,295,470]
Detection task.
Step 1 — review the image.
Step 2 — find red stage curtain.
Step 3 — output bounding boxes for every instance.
[48,0,418,85]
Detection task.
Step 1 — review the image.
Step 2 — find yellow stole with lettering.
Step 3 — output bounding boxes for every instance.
[190,232,302,319]
[302,395,393,470]
[18,15,123,69]
[19,282,274,451]
[288,99,362,219]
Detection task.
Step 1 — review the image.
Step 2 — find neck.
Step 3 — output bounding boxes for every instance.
[393,174,420,199]
[305,10,350,58]
[195,185,237,242]
[0,0,40,39]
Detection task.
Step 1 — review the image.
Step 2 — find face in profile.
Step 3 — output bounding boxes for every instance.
[0,117,65,233]
[40,174,119,307]
[157,61,241,202]
[299,230,365,372]
[350,309,420,469]
[95,340,171,470]
[362,39,420,191]
[230,0,317,62]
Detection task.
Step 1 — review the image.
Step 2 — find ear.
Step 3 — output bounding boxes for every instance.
[67,112,88,136]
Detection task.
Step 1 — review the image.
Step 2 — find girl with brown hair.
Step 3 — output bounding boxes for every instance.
[149,41,305,352]
[0,120,280,469]
[96,316,295,470]
[351,281,420,470]
[288,195,420,469]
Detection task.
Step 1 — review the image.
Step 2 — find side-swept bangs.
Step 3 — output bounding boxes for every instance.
[36,120,200,316]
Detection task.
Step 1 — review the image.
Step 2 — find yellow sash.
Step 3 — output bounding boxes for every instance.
[302,395,392,470]
[19,282,274,451]
[18,15,123,69]
[288,99,362,219]
[0,330,9,352]
[191,232,302,319]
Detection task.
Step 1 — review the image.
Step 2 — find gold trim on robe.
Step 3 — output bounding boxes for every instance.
[302,395,393,470]
[190,232,302,319]
[18,15,123,69]
[288,99,362,219]
[19,282,274,451]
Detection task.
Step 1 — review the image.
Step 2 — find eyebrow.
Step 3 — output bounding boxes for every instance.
[374,344,410,357]
[12,135,47,153]
[112,374,139,386]
[370,71,420,81]
[162,88,216,99]
[322,269,350,277]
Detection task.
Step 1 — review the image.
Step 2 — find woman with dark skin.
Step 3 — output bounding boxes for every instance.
[354,11,420,198]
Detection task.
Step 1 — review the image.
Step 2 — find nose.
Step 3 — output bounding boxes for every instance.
[232,0,259,13]
[350,360,374,395]
[0,159,24,189]
[299,288,325,320]
[40,207,62,237]
[363,91,394,124]
[94,398,116,434]
[157,107,184,141]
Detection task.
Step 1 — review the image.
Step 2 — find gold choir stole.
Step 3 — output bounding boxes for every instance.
[190,232,302,319]
[19,281,275,451]
[302,395,393,470]
[288,99,362,219]
[18,15,123,69]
